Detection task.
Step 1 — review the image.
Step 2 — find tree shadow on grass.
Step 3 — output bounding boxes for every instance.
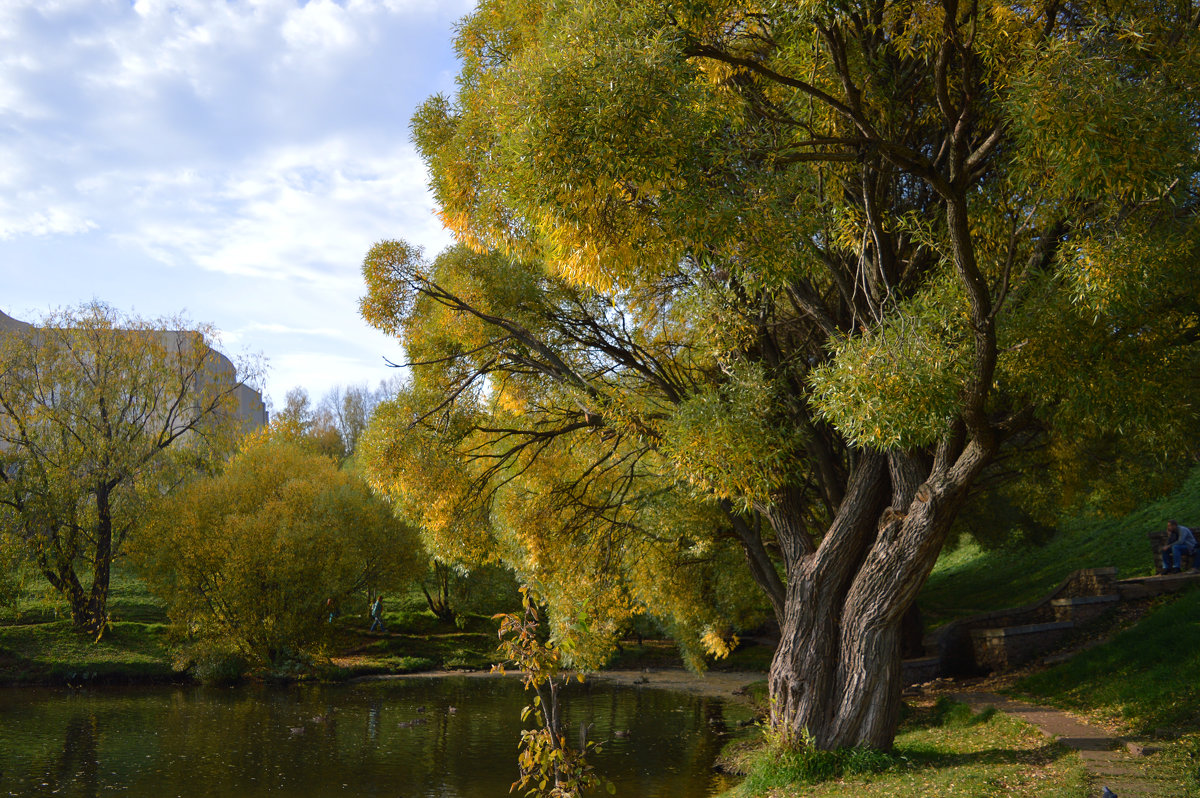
[893,698,1075,773]
[899,740,1073,771]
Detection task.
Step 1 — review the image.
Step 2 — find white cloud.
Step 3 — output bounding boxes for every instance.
[282,0,358,55]
[104,137,451,288]
[0,0,470,406]
[0,201,96,239]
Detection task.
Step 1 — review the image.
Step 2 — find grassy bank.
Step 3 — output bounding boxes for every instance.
[989,585,1200,797]
[0,569,175,684]
[922,466,1200,625]
[721,698,1091,798]
[0,567,508,685]
[724,585,1200,797]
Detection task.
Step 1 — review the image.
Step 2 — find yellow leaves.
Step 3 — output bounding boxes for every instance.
[0,303,252,592]
[809,277,972,449]
[135,439,424,664]
[661,361,805,503]
[360,393,497,568]
[1060,221,1197,316]
[701,627,739,660]
[1005,34,1196,204]
[359,239,426,337]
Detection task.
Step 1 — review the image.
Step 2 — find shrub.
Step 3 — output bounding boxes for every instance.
[132,440,424,667]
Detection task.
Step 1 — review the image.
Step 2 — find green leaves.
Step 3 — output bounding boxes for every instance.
[496,588,610,798]
[810,280,972,450]
[132,439,424,666]
[1006,29,1199,205]
[662,360,806,502]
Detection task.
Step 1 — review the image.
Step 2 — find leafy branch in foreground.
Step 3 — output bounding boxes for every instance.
[494,587,613,798]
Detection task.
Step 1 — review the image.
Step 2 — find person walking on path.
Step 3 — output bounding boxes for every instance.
[369,594,386,633]
[1160,520,1196,573]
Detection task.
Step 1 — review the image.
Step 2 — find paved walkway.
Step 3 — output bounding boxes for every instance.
[953,692,1158,797]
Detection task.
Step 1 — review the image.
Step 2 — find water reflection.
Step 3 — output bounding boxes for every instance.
[0,677,747,797]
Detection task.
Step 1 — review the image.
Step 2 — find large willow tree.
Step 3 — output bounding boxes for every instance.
[362,0,1200,749]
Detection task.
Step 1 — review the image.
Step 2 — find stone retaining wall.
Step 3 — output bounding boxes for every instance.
[933,567,1119,676]
[969,621,1075,672]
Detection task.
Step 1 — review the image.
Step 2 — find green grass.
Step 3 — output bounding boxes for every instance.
[921,466,1200,625]
[0,563,507,684]
[0,619,176,683]
[0,563,177,684]
[1015,587,1200,733]
[1006,588,1200,796]
[721,699,1092,798]
[343,626,498,670]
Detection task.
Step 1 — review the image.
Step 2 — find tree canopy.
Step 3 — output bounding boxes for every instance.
[0,303,256,635]
[362,0,1200,749]
[133,438,423,667]
[272,382,396,466]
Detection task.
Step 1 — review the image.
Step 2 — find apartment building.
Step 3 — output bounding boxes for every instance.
[0,308,267,430]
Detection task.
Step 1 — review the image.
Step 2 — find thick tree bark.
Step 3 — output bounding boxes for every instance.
[42,559,89,629]
[763,440,995,750]
[765,455,887,746]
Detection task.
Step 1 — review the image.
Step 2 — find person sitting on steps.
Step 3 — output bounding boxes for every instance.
[1160,520,1197,574]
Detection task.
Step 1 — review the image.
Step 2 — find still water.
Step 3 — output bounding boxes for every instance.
[0,676,747,797]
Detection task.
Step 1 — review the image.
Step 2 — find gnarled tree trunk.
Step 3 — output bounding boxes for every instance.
[761,441,993,750]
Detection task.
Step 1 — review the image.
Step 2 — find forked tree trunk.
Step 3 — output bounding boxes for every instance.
[421,562,456,624]
[44,562,89,629]
[79,486,115,637]
[762,441,992,750]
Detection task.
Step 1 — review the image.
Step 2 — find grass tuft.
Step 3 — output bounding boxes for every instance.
[736,736,898,794]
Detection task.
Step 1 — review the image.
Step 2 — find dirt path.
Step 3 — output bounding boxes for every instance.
[350,667,765,702]
[953,692,1160,798]
[589,669,763,701]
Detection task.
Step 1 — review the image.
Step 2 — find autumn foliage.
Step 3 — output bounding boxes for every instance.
[363,0,1200,750]
[133,440,422,667]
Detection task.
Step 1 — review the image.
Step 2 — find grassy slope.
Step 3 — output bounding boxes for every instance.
[922,466,1200,625]
[0,568,176,683]
[1001,587,1200,797]
[722,700,1091,798]
[1015,587,1200,733]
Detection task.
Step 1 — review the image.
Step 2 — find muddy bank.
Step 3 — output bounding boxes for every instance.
[353,667,765,702]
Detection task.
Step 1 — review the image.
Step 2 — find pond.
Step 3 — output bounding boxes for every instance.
[0,675,750,797]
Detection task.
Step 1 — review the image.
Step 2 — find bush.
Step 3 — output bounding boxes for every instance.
[132,440,424,667]
[190,651,249,686]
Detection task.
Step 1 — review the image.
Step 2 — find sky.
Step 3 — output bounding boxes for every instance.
[0,0,469,411]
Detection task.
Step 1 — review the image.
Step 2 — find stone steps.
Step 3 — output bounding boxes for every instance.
[904,567,1200,683]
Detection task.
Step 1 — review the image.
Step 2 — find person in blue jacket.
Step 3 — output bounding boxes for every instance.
[1161,520,1197,574]
[369,594,386,632]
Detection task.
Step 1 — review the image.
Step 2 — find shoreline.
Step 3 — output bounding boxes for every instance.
[350,667,766,702]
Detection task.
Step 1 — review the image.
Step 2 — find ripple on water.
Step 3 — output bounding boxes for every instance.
[0,676,750,797]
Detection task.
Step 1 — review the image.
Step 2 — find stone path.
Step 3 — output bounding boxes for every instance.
[953,692,1159,797]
